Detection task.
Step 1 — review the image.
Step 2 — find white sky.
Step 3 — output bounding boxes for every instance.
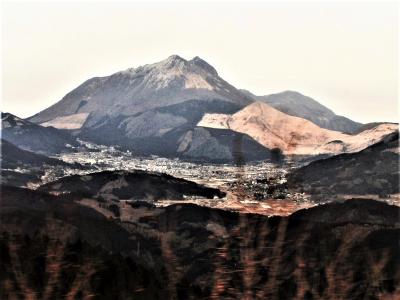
[1,1,398,123]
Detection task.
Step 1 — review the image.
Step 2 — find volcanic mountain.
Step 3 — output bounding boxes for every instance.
[1,112,79,154]
[27,55,393,161]
[241,90,362,133]
[28,55,275,162]
[29,55,253,125]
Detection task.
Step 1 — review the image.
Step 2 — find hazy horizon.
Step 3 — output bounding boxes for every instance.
[1,1,398,124]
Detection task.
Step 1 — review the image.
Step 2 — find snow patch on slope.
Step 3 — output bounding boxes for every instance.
[197,113,230,129]
[119,55,214,91]
[184,73,214,90]
[41,113,89,130]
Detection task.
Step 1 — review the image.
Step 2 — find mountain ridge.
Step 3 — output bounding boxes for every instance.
[198,101,398,155]
[241,89,362,133]
[287,131,399,199]
[23,55,391,160]
[26,56,269,161]
[28,55,254,125]
[1,112,79,154]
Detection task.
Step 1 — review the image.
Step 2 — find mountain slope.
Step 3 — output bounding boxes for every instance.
[287,131,399,198]
[76,99,272,162]
[1,112,79,154]
[25,55,386,160]
[242,90,362,133]
[0,139,68,169]
[27,56,267,161]
[29,55,253,125]
[198,102,398,155]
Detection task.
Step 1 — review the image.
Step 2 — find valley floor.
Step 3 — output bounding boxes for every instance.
[27,140,397,216]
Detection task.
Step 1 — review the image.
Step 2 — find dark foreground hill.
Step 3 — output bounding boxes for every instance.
[287,131,400,199]
[1,186,399,299]
[38,170,225,201]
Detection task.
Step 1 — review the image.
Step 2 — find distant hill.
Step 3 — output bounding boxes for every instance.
[1,139,83,187]
[287,131,399,198]
[198,101,398,156]
[1,139,69,169]
[241,90,362,133]
[2,112,79,154]
[38,169,226,201]
[351,121,399,135]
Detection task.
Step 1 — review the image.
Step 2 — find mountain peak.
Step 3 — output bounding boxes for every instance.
[2,112,31,127]
[121,55,219,79]
[28,55,254,126]
[153,54,188,70]
[166,54,186,62]
[280,90,303,96]
[190,56,218,76]
[158,55,218,76]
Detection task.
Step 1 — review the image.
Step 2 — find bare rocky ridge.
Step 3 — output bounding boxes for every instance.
[198,102,398,156]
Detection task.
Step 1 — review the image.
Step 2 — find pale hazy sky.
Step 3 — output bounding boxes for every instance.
[1,1,398,123]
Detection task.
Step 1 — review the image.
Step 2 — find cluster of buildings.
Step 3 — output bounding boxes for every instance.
[41,141,311,206]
